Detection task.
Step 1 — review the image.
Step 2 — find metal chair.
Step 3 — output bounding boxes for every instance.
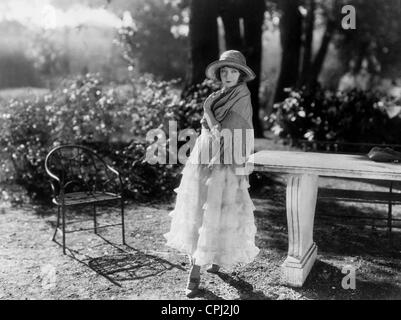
[45,145,126,254]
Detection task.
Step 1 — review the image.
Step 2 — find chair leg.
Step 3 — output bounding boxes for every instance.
[62,205,66,255]
[121,198,126,245]
[52,206,61,242]
[93,204,98,234]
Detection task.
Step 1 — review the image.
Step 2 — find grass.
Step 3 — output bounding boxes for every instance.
[0,87,50,105]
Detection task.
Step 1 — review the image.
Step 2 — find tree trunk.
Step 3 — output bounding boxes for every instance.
[186,0,265,136]
[308,18,336,90]
[220,0,243,50]
[298,0,315,87]
[241,0,266,137]
[274,0,303,103]
[187,0,220,87]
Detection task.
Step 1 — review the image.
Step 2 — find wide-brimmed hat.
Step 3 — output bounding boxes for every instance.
[205,50,256,82]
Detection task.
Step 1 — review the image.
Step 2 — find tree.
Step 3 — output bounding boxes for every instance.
[274,0,342,102]
[239,0,266,137]
[274,0,401,102]
[187,0,220,86]
[186,0,266,137]
[298,0,316,87]
[303,0,339,91]
[114,0,266,135]
[116,0,189,80]
[274,0,303,103]
[335,0,401,79]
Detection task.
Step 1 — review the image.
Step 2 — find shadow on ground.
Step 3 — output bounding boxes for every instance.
[295,259,401,299]
[216,273,271,300]
[193,272,272,300]
[251,172,401,259]
[54,234,185,287]
[249,172,401,299]
[24,170,401,299]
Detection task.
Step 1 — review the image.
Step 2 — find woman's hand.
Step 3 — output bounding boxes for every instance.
[201,117,221,131]
[200,117,210,129]
[212,123,222,131]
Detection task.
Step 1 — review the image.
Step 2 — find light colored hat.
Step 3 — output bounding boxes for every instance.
[205,50,256,82]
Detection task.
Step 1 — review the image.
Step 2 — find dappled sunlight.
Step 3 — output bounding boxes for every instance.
[0,0,121,29]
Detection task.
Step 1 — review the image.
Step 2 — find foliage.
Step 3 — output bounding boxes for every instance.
[336,0,401,77]
[27,30,70,78]
[267,87,401,146]
[116,0,189,80]
[273,0,401,102]
[0,73,216,203]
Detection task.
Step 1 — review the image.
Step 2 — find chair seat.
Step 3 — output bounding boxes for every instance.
[53,191,121,206]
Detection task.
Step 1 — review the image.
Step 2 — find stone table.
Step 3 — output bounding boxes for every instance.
[247,150,401,287]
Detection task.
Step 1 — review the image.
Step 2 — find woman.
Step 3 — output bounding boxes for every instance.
[164,50,259,297]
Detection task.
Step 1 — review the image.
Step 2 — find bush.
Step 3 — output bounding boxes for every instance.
[0,73,216,203]
[0,98,52,201]
[267,88,401,147]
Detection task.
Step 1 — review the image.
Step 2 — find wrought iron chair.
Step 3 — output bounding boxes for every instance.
[45,145,126,254]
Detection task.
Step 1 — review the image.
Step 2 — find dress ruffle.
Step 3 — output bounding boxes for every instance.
[164,131,259,268]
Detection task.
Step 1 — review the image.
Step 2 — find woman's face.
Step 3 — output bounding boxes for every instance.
[220,66,240,88]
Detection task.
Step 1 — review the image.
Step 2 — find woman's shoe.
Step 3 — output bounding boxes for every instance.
[206,264,220,274]
[185,264,201,298]
[185,277,200,298]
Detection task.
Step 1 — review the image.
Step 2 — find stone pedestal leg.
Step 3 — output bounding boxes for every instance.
[282,174,318,287]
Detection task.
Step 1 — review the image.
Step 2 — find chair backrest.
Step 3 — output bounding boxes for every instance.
[45,145,121,196]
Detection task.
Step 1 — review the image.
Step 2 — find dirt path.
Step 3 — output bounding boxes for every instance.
[1,176,401,300]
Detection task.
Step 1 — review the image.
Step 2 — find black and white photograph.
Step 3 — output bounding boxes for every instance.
[1,0,401,304]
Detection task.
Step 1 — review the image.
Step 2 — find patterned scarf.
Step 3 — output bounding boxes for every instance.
[210,82,250,122]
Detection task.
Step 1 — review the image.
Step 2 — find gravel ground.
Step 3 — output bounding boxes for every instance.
[1,172,401,300]
[1,138,401,300]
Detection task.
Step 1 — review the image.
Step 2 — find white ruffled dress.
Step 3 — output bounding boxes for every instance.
[164,127,260,269]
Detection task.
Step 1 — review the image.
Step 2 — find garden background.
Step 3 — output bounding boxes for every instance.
[1,0,401,300]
